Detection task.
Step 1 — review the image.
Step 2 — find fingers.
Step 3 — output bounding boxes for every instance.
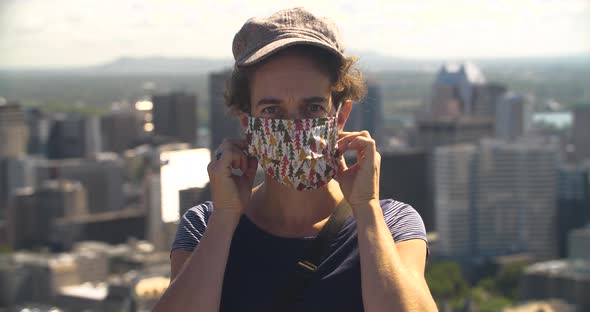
[208,139,253,178]
[337,131,375,156]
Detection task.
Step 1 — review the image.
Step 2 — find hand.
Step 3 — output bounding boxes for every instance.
[335,131,381,209]
[207,139,258,215]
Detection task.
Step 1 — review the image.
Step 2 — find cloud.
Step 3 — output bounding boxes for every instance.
[0,0,588,68]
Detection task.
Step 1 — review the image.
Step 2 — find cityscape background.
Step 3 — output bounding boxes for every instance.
[1,1,589,311]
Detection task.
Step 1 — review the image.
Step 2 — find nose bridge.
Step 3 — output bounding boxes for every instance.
[283,96,301,120]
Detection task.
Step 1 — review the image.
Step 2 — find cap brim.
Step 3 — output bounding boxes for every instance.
[236,37,344,67]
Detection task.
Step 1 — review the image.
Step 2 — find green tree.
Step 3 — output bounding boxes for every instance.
[425,261,469,310]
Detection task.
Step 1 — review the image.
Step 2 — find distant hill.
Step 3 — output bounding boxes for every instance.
[89,56,233,74]
[1,51,588,74]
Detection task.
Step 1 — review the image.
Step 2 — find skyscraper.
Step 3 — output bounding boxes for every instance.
[573,103,590,161]
[36,153,125,214]
[8,180,88,250]
[0,101,28,158]
[379,149,434,231]
[430,62,487,118]
[433,144,477,257]
[434,140,559,260]
[209,69,242,152]
[557,162,590,257]
[152,92,198,145]
[416,117,494,150]
[100,110,142,153]
[25,107,50,155]
[495,92,533,141]
[345,80,384,147]
[47,115,101,159]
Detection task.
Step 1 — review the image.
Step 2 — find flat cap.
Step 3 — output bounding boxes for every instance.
[232,7,345,67]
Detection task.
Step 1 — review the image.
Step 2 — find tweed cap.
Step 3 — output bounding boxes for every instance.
[232,7,345,67]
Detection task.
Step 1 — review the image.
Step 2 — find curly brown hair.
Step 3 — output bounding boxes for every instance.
[225,45,366,114]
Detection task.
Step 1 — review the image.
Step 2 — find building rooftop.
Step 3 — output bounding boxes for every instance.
[434,62,487,86]
[525,259,590,280]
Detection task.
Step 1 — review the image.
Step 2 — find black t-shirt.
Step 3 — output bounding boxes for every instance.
[171,199,428,312]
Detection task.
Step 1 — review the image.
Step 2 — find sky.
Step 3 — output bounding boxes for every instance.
[0,0,589,69]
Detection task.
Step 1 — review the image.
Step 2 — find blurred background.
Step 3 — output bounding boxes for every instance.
[0,0,589,311]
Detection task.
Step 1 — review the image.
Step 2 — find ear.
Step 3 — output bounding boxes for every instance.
[337,100,353,131]
[238,111,249,130]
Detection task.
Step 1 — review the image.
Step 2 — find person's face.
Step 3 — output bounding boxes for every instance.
[249,51,334,120]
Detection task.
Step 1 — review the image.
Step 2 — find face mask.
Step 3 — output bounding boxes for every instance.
[245,111,340,191]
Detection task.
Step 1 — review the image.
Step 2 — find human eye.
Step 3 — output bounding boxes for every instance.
[304,104,327,117]
[261,106,281,116]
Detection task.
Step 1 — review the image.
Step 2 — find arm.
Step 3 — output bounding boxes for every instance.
[354,200,437,312]
[153,210,241,312]
[154,139,257,312]
[336,130,437,312]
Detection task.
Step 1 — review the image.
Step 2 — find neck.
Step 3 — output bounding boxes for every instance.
[245,176,344,237]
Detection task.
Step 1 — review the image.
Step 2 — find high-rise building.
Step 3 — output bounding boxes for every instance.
[209,70,242,152]
[568,225,590,261]
[430,63,487,118]
[379,149,434,231]
[471,83,507,118]
[25,107,51,155]
[573,103,590,161]
[344,80,384,147]
[0,101,28,158]
[433,144,477,257]
[430,63,507,119]
[416,117,494,150]
[521,260,590,311]
[495,92,533,141]
[36,153,125,214]
[473,140,558,260]
[557,162,590,257]
[152,92,197,145]
[100,110,142,153]
[0,157,36,222]
[8,180,88,250]
[179,184,211,217]
[47,115,101,159]
[434,140,559,260]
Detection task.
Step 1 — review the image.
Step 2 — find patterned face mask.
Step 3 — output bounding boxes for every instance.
[245,112,340,191]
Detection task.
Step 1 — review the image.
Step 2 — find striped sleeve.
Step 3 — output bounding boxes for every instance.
[170,202,213,254]
[382,199,428,244]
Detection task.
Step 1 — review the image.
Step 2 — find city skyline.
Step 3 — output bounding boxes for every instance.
[0,0,589,68]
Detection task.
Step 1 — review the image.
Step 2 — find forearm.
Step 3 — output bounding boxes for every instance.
[354,200,437,312]
[153,210,240,312]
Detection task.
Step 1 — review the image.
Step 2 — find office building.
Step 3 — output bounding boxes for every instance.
[521,260,590,311]
[568,225,590,261]
[557,162,590,257]
[431,62,487,118]
[433,144,477,257]
[209,69,242,151]
[379,149,434,231]
[100,110,142,153]
[416,117,494,150]
[36,153,125,214]
[8,180,88,250]
[47,114,101,159]
[0,101,28,158]
[179,184,211,217]
[25,107,51,155]
[573,103,590,161]
[152,92,197,145]
[495,92,533,140]
[434,140,559,260]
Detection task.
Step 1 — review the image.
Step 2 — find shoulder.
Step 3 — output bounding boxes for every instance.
[182,201,214,226]
[171,202,214,253]
[379,199,428,244]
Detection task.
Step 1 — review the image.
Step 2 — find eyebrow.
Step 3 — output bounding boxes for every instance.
[256,96,329,106]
